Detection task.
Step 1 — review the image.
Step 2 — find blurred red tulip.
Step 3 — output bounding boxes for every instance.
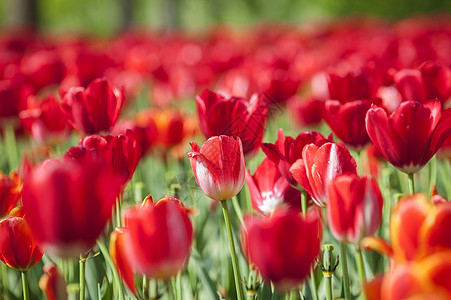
[366,99,451,174]
[20,50,64,92]
[245,158,301,215]
[19,95,72,144]
[261,128,330,188]
[112,119,157,155]
[61,78,125,135]
[327,174,383,244]
[242,208,321,291]
[287,96,323,128]
[0,216,44,271]
[22,157,122,258]
[124,196,193,279]
[196,89,268,158]
[109,227,136,294]
[290,142,357,207]
[188,135,245,201]
[0,171,22,217]
[39,263,68,300]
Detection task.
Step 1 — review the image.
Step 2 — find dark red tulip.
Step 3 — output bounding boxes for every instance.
[39,263,68,300]
[196,89,268,158]
[290,142,357,207]
[0,171,22,218]
[61,78,125,135]
[245,158,301,215]
[287,96,323,128]
[19,95,72,144]
[326,174,383,244]
[366,100,451,174]
[261,128,330,188]
[22,157,122,258]
[242,208,321,291]
[188,135,245,201]
[124,196,193,279]
[0,216,44,271]
[109,227,136,294]
[20,50,64,92]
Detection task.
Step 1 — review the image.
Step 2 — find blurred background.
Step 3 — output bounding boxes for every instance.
[0,0,450,34]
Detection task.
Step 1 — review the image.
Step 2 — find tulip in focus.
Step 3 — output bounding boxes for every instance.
[0,171,22,218]
[124,196,193,279]
[188,135,245,201]
[327,174,383,244]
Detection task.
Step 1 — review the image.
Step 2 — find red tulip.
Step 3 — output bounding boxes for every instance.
[20,50,64,92]
[61,78,125,135]
[242,208,321,291]
[0,216,44,271]
[287,96,323,128]
[326,174,383,244]
[22,157,122,258]
[0,171,22,218]
[65,130,142,185]
[188,135,245,201]
[19,95,72,144]
[109,227,136,294]
[39,263,68,300]
[366,99,451,174]
[245,158,301,215]
[124,196,193,279]
[111,119,157,155]
[261,128,330,188]
[196,89,268,158]
[290,142,357,207]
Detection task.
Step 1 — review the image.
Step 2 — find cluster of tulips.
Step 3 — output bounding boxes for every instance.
[1,15,451,300]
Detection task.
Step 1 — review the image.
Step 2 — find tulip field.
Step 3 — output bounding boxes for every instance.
[1,14,451,300]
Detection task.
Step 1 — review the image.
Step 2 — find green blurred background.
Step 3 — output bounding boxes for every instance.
[0,0,450,35]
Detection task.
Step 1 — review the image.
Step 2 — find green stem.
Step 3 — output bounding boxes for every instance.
[301,191,307,216]
[116,196,122,227]
[324,273,332,300]
[21,271,29,300]
[429,156,437,196]
[220,200,244,300]
[355,248,366,300]
[1,263,8,300]
[357,150,364,176]
[150,279,158,299]
[166,281,174,300]
[4,122,18,171]
[408,173,415,194]
[231,196,245,229]
[79,255,86,300]
[97,240,125,300]
[302,191,318,300]
[339,243,351,300]
[143,275,148,298]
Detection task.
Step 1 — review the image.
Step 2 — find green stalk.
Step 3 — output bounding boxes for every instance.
[149,279,158,299]
[4,122,18,171]
[357,150,364,176]
[302,191,318,300]
[429,156,437,196]
[355,248,366,300]
[96,240,125,300]
[220,200,244,300]
[21,271,29,300]
[166,281,175,300]
[339,243,351,300]
[79,256,86,300]
[2,262,8,299]
[142,275,148,298]
[116,195,122,227]
[324,273,332,300]
[231,196,245,229]
[301,190,307,216]
[408,173,415,194]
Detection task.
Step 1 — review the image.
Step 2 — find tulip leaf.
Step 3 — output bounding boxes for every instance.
[191,248,220,300]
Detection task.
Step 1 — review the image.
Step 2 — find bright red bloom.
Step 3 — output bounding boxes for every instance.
[0,171,22,218]
[366,99,451,174]
[109,227,136,295]
[290,142,357,207]
[112,119,157,155]
[0,216,44,271]
[124,196,193,279]
[22,157,122,258]
[242,208,321,291]
[65,130,142,185]
[39,263,68,300]
[188,135,245,201]
[61,78,125,135]
[245,158,301,215]
[326,174,383,244]
[19,95,72,144]
[20,50,64,92]
[196,89,268,158]
[261,129,330,188]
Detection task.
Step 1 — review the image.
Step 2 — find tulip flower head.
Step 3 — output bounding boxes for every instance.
[109,227,136,294]
[39,263,68,300]
[0,171,22,218]
[188,135,245,201]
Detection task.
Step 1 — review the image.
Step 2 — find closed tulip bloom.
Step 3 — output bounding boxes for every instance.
[242,209,321,291]
[0,216,44,271]
[245,158,301,215]
[0,171,22,217]
[196,89,268,158]
[124,196,193,279]
[22,157,122,258]
[327,174,383,244]
[109,227,136,295]
[290,142,357,207]
[61,78,125,135]
[366,99,451,174]
[39,263,68,300]
[188,135,245,201]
